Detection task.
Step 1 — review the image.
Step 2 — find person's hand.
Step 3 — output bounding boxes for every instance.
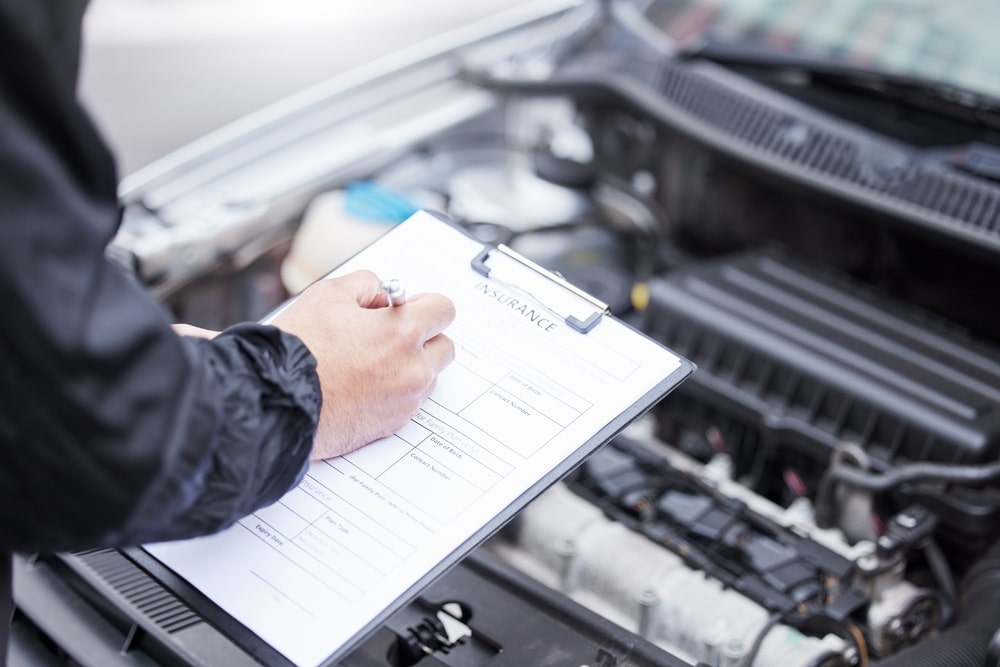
[171,323,219,339]
[271,270,455,460]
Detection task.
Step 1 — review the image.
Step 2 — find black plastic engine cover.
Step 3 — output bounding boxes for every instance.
[643,248,1000,542]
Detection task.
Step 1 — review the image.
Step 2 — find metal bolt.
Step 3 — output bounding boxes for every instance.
[703,625,725,665]
[635,588,659,639]
[858,554,880,573]
[722,637,746,667]
[556,538,577,593]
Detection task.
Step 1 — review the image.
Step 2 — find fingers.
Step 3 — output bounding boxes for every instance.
[404,292,456,339]
[321,272,456,324]
[322,270,387,308]
[280,273,457,460]
[313,272,456,345]
[424,333,455,375]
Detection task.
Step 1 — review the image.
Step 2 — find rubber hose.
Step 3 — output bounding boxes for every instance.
[832,460,1000,492]
[873,540,1000,667]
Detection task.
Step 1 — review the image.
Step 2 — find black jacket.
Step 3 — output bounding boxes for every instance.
[0,1,320,659]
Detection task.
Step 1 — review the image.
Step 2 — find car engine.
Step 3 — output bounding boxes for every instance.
[15,2,1000,666]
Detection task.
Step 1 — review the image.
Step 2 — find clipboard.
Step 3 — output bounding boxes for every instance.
[138,211,694,667]
[470,244,609,333]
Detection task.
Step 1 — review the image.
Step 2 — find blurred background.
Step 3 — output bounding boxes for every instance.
[79,0,531,177]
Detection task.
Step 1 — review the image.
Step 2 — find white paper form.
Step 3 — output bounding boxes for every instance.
[146,212,686,667]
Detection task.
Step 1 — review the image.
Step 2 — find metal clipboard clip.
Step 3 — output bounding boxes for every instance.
[471,244,610,333]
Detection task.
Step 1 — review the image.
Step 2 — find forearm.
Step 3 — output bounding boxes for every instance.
[119,324,319,546]
[0,287,319,552]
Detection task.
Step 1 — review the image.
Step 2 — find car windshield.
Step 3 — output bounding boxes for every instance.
[634,0,1000,100]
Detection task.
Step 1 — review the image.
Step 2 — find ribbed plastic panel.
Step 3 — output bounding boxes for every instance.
[73,548,202,635]
[644,250,1000,467]
[652,64,865,183]
[639,62,1000,238]
[887,163,1000,232]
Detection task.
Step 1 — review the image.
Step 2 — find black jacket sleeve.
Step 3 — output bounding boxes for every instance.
[0,1,318,553]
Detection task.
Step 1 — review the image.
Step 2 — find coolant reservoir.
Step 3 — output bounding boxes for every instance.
[280,182,417,294]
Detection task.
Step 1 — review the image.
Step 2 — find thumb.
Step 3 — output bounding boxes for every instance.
[328,270,388,308]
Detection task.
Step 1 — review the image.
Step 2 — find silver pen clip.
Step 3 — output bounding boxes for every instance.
[381,278,407,307]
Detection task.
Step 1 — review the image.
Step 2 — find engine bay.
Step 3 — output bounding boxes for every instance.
[33,3,1000,666]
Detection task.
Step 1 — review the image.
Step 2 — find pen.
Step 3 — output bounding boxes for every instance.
[381,278,406,307]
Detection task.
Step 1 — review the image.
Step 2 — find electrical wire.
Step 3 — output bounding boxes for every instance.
[741,612,783,667]
[846,624,869,667]
[590,173,674,291]
[924,539,957,604]
[923,539,958,626]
